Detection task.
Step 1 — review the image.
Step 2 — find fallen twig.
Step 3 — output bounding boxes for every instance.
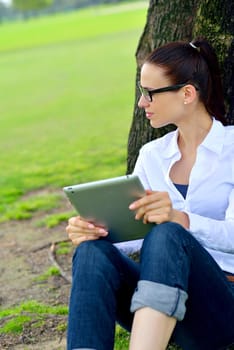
[48,242,72,284]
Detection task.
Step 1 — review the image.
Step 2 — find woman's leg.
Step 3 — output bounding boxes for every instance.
[130,307,176,350]
[67,239,139,350]
[130,222,234,350]
[171,241,234,349]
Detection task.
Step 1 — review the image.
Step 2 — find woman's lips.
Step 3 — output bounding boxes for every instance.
[146,112,153,119]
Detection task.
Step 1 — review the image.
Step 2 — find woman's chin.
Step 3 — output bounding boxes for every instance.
[150,119,168,129]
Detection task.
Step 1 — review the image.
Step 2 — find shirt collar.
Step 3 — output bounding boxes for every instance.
[200,118,225,154]
[161,129,180,159]
[161,118,225,159]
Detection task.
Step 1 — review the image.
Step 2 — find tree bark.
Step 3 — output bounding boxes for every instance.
[193,0,234,125]
[127,0,234,173]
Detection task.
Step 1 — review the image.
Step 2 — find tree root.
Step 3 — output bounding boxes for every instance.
[48,241,72,284]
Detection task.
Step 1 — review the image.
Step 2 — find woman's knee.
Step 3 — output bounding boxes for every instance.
[72,239,113,273]
[138,223,191,297]
[140,223,192,283]
[72,239,125,284]
[143,222,188,252]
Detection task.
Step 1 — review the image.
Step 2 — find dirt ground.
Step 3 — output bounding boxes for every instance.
[2,199,233,350]
[0,197,74,349]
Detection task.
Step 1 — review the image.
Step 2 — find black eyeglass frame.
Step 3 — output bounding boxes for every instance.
[138,82,188,102]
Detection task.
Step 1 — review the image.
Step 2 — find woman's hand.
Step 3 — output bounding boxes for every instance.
[129,190,189,228]
[66,216,108,246]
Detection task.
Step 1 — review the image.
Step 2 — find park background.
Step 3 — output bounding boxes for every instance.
[0,1,151,349]
[0,0,233,349]
[0,1,146,223]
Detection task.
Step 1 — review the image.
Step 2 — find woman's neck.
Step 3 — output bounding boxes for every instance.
[177,109,213,153]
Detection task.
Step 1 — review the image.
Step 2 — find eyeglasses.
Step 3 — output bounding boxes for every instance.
[138,82,187,102]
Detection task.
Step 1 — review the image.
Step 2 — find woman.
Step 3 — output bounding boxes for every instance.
[66,38,234,350]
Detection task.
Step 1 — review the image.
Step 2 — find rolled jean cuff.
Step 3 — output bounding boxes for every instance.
[130,280,188,321]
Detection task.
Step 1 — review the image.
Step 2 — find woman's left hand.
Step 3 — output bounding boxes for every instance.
[129,190,189,228]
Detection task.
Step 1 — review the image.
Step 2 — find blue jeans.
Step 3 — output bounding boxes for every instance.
[67,222,234,350]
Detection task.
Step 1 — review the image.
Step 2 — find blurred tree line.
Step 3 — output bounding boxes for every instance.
[0,0,133,21]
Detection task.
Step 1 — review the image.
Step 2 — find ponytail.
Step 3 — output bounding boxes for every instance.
[146,38,227,125]
[190,38,226,125]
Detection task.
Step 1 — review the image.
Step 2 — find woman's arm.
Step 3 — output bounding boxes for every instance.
[184,188,234,253]
[130,189,234,254]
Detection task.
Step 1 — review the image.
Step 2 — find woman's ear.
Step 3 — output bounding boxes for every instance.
[183,84,197,105]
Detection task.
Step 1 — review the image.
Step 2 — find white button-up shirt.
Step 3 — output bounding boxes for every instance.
[132,119,234,274]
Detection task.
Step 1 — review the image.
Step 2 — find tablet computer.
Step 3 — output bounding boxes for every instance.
[63,174,154,243]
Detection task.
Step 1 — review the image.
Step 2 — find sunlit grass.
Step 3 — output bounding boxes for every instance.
[0,1,148,220]
[0,3,149,347]
[34,266,61,282]
[0,300,68,334]
[0,192,63,222]
[0,2,147,52]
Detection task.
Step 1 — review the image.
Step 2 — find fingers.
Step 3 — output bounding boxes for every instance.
[66,216,108,246]
[129,191,173,224]
[129,191,159,210]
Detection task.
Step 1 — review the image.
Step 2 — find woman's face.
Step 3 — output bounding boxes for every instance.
[138,63,186,128]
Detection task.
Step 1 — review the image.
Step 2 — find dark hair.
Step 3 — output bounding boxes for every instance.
[146,38,227,125]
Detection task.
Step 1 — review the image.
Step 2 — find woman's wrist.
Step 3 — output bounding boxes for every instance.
[171,209,190,229]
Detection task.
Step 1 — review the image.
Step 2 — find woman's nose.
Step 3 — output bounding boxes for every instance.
[138,95,150,108]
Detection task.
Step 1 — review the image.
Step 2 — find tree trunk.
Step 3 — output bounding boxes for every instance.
[193,0,234,125]
[127,0,234,173]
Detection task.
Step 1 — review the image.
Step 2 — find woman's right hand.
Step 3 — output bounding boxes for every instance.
[66,216,108,246]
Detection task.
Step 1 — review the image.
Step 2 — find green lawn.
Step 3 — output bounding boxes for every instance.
[0,3,148,347]
[0,4,185,348]
[0,1,148,221]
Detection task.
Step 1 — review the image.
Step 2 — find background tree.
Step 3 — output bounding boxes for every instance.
[127,0,234,173]
[0,2,9,22]
[12,0,52,11]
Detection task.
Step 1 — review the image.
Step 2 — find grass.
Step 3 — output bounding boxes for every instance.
[0,191,63,222]
[0,2,147,52]
[0,300,68,334]
[36,209,75,228]
[115,325,130,349]
[0,300,68,319]
[34,266,61,282]
[0,300,130,348]
[0,301,129,347]
[55,241,73,255]
[0,2,148,348]
[0,315,32,334]
[0,1,148,221]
